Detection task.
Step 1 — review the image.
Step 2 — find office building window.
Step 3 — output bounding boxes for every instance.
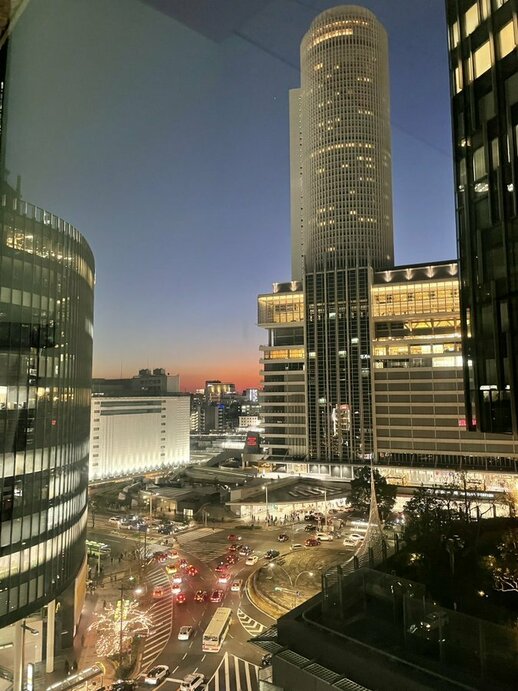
[464,4,479,36]
[473,41,491,78]
[498,22,516,60]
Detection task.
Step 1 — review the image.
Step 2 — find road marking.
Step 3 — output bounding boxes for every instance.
[245,660,252,689]
[224,653,230,691]
[172,666,178,674]
[234,654,242,691]
[182,653,187,660]
[201,655,206,662]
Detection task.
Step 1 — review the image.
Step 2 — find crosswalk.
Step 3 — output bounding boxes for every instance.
[140,564,173,671]
[207,652,259,691]
[176,527,224,544]
[237,608,266,637]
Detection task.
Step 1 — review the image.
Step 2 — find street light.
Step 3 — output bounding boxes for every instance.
[269,563,316,607]
[262,484,269,521]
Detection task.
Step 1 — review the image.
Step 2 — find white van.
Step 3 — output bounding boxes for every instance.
[316,532,333,541]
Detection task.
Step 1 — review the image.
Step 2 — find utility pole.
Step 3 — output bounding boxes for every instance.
[119,583,124,671]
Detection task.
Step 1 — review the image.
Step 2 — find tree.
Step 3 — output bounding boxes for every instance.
[403,486,460,542]
[484,528,518,592]
[349,466,396,521]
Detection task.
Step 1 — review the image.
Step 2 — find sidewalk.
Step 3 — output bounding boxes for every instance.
[37,553,142,689]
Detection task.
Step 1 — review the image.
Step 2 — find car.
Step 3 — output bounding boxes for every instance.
[165,564,178,575]
[152,586,168,599]
[210,589,224,603]
[231,579,243,592]
[166,549,179,559]
[246,554,259,565]
[225,554,238,565]
[316,532,334,541]
[193,589,207,603]
[215,564,228,574]
[261,653,272,668]
[109,516,123,524]
[153,551,167,563]
[239,545,251,556]
[176,593,186,605]
[172,574,183,583]
[304,524,317,532]
[179,558,188,569]
[171,583,182,593]
[264,549,280,560]
[157,525,173,535]
[110,681,137,691]
[408,612,449,639]
[179,672,206,691]
[227,533,241,541]
[304,538,321,547]
[144,664,170,685]
[277,533,289,542]
[290,543,304,551]
[186,565,198,576]
[177,625,193,641]
[228,543,239,552]
[218,573,230,584]
[304,514,318,522]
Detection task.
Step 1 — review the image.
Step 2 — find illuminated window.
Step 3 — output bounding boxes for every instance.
[473,147,486,180]
[388,346,408,356]
[464,4,479,37]
[473,41,491,78]
[450,21,459,48]
[454,66,463,93]
[373,346,386,356]
[498,22,516,60]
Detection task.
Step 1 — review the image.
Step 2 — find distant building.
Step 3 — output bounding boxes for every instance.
[238,415,260,429]
[446,0,518,434]
[93,367,180,396]
[244,388,259,402]
[90,395,190,480]
[204,380,235,401]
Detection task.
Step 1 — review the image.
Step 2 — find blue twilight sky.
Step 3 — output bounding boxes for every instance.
[4,0,455,391]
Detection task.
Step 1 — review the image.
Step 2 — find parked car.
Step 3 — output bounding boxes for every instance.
[304,524,317,532]
[210,590,224,603]
[304,538,321,547]
[144,665,169,685]
[290,543,304,551]
[109,516,123,524]
[277,533,289,542]
[245,554,258,566]
[316,532,333,541]
[178,625,193,641]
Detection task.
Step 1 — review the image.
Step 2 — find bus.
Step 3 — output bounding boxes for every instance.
[46,665,104,691]
[86,540,111,558]
[202,607,232,653]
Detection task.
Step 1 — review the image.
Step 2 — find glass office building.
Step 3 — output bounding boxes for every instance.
[0,182,94,631]
[446,0,518,433]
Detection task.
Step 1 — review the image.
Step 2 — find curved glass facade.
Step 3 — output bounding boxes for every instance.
[0,186,94,626]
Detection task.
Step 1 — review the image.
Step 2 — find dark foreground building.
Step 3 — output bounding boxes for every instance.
[446,0,518,434]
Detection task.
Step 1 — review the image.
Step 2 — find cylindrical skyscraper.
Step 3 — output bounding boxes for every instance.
[298,5,393,273]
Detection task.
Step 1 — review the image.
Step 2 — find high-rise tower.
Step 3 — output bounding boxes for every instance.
[446,0,518,435]
[292,5,393,276]
[297,6,394,462]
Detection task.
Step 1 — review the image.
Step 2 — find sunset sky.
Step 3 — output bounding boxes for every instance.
[5,0,455,392]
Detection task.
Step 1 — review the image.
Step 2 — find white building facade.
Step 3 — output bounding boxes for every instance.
[90,395,190,480]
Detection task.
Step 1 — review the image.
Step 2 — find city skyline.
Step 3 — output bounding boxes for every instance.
[4,0,455,392]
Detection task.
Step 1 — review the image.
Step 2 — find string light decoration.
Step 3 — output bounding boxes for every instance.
[88,598,152,657]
